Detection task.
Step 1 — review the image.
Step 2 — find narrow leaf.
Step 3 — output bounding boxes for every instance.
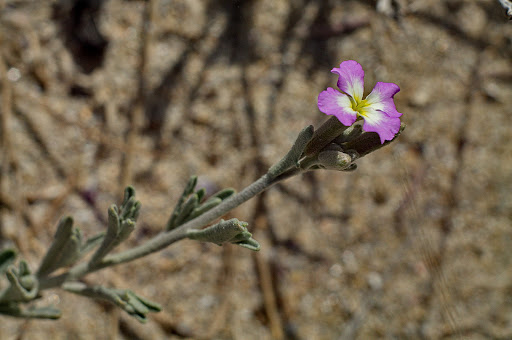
[37,216,74,277]
[187,197,222,221]
[268,125,314,178]
[0,249,16,275]
[195,188,206,202]
[173,193,199,227]
[121,186,136,208]
[111,219,135,248]
[0,267,39,303]
[79,232,106,256]
[211,188,236,200]
[166,176,198,231]
[90,206,120,264]
[51,227,83,269]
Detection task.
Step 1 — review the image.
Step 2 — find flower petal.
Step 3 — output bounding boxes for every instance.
[365,82,402,118]
[331,60,364,102]
[361,107,401,143]
[317,87,358,126]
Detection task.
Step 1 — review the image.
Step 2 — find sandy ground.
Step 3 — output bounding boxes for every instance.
[1,0,511,339]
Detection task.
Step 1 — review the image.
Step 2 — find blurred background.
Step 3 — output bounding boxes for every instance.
[0,0,511,339]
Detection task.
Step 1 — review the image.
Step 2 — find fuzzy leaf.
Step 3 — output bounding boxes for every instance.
[268,125,314,178]
[211,188,236,200]
[90,206,120,264]
[187,197,222,221]
[173,193,199,227]
[37,217,75,277]
[79,232,106,256]
[0,302,61,319]
[63,282,160,323]
[166,176,198,231]
[195,188,206,203]
[0,249,17,276]
[0,264,39,303]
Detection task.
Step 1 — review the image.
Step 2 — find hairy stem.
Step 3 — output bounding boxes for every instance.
[39,172,293,289]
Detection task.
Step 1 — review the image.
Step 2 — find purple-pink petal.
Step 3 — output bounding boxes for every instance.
[331,60,365,102]
[361,108,401,143]
[365,82,402,118]
[317,87,358,126]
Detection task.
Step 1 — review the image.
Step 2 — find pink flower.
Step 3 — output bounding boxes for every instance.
[317,60,402,143]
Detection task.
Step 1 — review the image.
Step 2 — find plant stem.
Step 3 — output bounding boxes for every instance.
[39,172,295,289]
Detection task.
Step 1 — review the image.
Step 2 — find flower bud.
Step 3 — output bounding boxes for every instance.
[317,150,352,170]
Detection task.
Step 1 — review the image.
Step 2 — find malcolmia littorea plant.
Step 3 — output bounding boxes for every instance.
[0,60,404,322]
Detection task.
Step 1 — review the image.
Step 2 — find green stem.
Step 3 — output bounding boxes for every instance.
[39,172,293,289]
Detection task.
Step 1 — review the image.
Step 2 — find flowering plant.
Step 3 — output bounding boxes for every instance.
[318,60,402,143]
[0,61,404,322]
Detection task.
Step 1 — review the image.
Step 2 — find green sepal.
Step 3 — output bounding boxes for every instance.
[333,121,363,144]
[0,249,16,276]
